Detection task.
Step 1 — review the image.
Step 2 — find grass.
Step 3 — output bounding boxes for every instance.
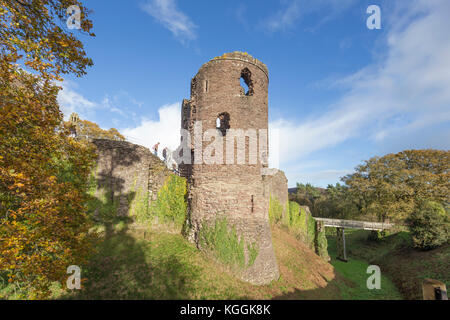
[31,222,377,300]
[327,228,449,300]
[2,219,413,300]
[326,229,403,300]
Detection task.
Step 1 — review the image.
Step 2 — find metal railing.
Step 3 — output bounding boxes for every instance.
[313,217,394,231]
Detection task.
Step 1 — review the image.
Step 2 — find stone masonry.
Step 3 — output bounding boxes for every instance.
[180,52,280,284]
[92,139,171,218]
[264,169,289,217]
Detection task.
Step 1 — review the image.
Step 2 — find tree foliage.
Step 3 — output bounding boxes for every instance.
[315,183,361,220]
[289,183,322,215]
[67,117,126,141]
[342,150,449,223]
[289,182,360,220]
[0,0,94,80]
[407,201,449,250]
[0,0,96,298]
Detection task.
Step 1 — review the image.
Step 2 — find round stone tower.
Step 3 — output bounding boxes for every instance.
[180,52,279,284]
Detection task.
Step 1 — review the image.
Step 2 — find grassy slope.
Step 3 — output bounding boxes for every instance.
[48,222,402,300]
[326,230,402,300]
[327,229,449,300]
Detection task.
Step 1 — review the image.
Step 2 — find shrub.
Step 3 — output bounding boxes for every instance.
[407,201,449,250]
[367,230,386,242]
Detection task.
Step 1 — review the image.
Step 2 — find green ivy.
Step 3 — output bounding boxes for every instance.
[128,186,150,223]
[150,174,187,229]
[199,218,259,270]
[314,221,330,261]
[269,196,284,224]
[283,201,329,260]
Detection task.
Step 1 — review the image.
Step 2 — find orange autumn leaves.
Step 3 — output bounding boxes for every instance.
[1,1,96,298]
[0,0,94,80]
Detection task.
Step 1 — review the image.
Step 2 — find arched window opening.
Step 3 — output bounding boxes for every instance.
[240,68,254,96]
[216,112,230,136]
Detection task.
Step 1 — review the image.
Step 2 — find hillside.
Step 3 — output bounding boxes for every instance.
[327,229,449,300]
[35,222,401,300]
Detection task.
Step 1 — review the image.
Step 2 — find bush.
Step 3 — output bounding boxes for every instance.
[367,230,386,242]
[407,201,449,250]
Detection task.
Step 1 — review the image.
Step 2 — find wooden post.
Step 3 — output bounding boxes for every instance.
[336,227,347,262]
[422,278,448,300]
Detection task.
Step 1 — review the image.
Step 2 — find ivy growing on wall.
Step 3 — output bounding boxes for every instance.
[269,196,284,224]
[198,218,259,270]
[150,174,187,229]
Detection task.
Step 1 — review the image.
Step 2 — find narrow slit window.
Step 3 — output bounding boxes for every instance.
[216,112,230,136]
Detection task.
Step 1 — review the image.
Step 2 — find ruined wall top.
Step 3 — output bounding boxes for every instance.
[198,51,269,80]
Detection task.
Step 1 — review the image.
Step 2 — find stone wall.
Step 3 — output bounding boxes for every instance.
[92,139,171,219]
[264,169,288,218]
[180,52,279,285]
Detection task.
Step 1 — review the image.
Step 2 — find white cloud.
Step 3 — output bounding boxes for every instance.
[57,84,144,126]
[272,0,450,167]
[57,81,96,120]
[262,0,356,33]
[122,102,181,151]
[264,1,301,32]
[141,0,197,43]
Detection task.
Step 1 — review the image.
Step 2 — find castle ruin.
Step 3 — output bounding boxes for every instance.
[179,52,280,284]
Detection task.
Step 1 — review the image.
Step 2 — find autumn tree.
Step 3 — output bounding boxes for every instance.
[67,115,125,141]
[342,150,450,223]
[0,0,96,298]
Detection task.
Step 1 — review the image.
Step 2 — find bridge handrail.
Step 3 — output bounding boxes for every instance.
[313,217,395,230]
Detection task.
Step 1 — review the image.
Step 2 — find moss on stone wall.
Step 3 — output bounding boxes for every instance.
[150,174,187,229]
[315,221,330,261]
[128,186,150,223]
[87,159,187,230]
[198,217,259,270]
[269,196,284,224]
[276,201,329,261]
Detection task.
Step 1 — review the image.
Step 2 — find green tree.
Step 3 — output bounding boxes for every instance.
[315,183,360,220]
[290,183,323,215]
[342,150,449,223]
[407,201,449,250]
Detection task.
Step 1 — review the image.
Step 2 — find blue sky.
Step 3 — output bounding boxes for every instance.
[59,0,450,187]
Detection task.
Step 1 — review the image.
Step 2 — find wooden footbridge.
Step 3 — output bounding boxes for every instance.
[313,217,395,262]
